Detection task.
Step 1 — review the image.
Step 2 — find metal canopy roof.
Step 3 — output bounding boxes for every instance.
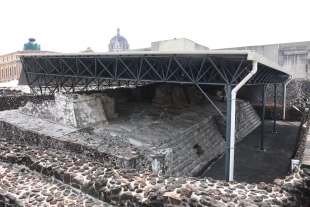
[18,50,291,94]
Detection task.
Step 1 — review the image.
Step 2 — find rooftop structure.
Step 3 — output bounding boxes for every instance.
[18,50,290,91]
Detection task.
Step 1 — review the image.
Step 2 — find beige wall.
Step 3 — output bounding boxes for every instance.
[0,52,22,83]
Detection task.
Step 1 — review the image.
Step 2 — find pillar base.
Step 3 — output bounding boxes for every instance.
[259,148,266,151]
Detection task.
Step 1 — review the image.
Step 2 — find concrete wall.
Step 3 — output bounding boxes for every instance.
[151,38,209,51]
[220,41,310,79]
[279,42,310,78]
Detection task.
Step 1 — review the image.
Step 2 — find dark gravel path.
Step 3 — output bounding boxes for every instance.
[201,120,300,184]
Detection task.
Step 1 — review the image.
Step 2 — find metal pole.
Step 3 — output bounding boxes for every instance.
[272,84,277,133]
[283,76,292,120]
[283,82,286,120]
[225,85,232,182]
[196,84,225,118]
[260,84,266,151]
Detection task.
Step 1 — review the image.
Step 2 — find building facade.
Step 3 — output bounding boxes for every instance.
[221,42,310,79]
[108,28,130,52]
[0,38,50,83]
[0,52,23,83]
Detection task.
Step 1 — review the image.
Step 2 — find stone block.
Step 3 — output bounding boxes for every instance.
[102,88,133,104]
[163,192,181,206]
[63,172,71,184]
[132,88,141,102]
[184,86,200,104]
[171,86,188,107]
[153,84,172,107]
[100,95,118,120]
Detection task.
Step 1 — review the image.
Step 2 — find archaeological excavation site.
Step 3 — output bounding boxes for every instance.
[1,51,310,206]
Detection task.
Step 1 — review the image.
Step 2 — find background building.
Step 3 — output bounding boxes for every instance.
[131,38,209,52]
[220,42,310,79]
[108,28,130,52]
[0,38,51,83]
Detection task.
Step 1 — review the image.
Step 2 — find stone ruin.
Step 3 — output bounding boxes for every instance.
[18,92,118,128]
[1,83,310,206]
[11,84,261,178]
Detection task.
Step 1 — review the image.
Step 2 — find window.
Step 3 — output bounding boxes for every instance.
[9,67,12,77]
[14,66,16,76]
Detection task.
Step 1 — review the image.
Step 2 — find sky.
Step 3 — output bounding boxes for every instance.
[1,0,310,54]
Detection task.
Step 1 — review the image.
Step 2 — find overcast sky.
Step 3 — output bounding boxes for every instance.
[1,0,309,54]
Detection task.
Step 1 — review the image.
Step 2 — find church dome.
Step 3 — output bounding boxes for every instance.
[23,38,41,51]
[108,28,130,52]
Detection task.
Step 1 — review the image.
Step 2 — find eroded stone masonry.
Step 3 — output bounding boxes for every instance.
[0,84,309,206]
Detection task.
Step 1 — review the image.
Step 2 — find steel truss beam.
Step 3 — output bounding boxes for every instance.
[20,55,290,94]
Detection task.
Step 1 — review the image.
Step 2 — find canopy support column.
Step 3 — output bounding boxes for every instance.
[272,84,277,134]
[225,84,232,181]
[283,76,292,120]
[260,84,267,151]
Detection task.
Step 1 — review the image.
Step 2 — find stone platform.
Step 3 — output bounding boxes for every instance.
[0,94,261,177]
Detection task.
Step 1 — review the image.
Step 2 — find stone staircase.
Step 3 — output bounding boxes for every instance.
[156,100,261,177]
[214,100,261,143]
[160,116,225,177]
[234,100,262,142]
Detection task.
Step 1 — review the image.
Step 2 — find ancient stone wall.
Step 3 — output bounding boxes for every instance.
[153,84,201,108]
[99,94,118,120]
[1,123,310,206]
[0,95,53,111]
[18,93,109,128]
[0,192,23,207]
[169,117,225,177]
[0,96,310,206]
[213,100,262,143]
[0,120,138,171]
[253,105,304,121]
[266,79,310,105]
